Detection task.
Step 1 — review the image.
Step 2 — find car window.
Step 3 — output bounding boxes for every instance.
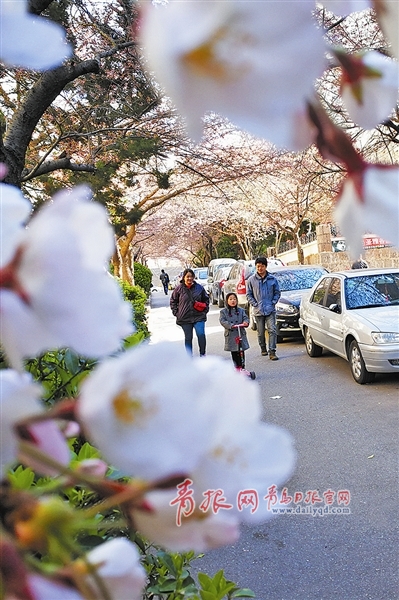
[345,273,399,309]
[311,278,331,305]
[229,264,240,279]
[326,278,342,308]
[274,268,327,292]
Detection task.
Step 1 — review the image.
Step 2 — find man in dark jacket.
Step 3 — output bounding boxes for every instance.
[170,268,209,356]
[246,256,281,360]
[160,269,170,294]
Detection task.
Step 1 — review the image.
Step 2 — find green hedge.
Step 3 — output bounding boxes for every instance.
[134,262,153,294]
[120,279,149,338]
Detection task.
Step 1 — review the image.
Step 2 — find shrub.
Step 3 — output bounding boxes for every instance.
[134,262,153,294]
[120,279,149,338]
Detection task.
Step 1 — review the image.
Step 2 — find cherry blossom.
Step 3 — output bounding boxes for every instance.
[335,165,399,256]
[85,538,146,600]
[0,183,31,267]
[77,342,215,481]
[140,0,325,149]
[0,0,71,70]
[0,370,69,476]
[338,50,399,129]
[375,0,399,59]
[0,185,133,368]
[318,0,371,15]
[22,576,83,600]
[131,489,240,552]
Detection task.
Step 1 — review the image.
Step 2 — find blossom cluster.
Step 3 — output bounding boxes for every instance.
[0,6,295,598]
[139,0,399,256]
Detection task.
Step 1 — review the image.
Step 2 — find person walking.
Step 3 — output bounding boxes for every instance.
[246,256,281,360]
[219,292,250,369]
[170,268,209,356]
[159,269,170,294]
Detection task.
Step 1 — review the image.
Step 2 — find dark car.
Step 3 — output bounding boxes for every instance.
[267,266,328,341]
[209,265,233,307]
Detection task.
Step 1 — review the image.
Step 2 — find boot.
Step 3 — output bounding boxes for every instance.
[269,351,279,361]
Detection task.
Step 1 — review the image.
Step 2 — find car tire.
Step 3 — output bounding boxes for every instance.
[210,292,217,306]
[304,327,323,357]
[218,295,224,308]
[349,340,375,384]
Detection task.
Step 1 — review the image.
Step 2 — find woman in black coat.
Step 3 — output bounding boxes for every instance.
[170,268,209,356]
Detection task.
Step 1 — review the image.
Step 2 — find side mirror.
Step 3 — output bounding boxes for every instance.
[208,277,214,283]
[328,303,341,314]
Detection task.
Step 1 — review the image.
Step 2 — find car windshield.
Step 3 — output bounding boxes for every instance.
[195,270,208,280]
[274,269,326,292]
[345,273,399,309]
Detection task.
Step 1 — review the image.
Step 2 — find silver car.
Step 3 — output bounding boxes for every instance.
[299,268,399,384]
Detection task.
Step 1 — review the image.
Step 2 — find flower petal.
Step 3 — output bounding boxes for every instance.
[132,489,240,552]
[341,51,399,129]
[86,538,146,600]
[0,1,71,70]
[335,165,399,257]
[77,343,214,480]
[0,370,43,476]
[0,183,31,267]
[140,0,325,149]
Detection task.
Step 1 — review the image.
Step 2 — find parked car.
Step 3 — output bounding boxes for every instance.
[207,258,237,282]
[270,265,328,341]
[209,265,234,307]
[193,267,210,292]
[299,268,399,384]
[222,260,256,309]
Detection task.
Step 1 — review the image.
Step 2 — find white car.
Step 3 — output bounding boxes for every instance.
[299,268,399,384]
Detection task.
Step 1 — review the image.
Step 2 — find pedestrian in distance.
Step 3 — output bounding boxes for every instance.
[351,258,369,269]
[160,269,170,295]
[219,292,250,369]
[246,256,281,360]
[170,268,209,356]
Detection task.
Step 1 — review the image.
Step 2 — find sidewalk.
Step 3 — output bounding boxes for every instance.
[147,289,224,348]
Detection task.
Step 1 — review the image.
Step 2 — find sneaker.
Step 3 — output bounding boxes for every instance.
[261,349,268,356]
[269,352,279,361]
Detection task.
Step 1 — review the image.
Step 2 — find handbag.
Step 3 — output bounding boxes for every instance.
[193,301,207,312]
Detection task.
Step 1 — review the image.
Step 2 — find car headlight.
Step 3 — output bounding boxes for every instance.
[276,302,298,314]
[371,332,399,344]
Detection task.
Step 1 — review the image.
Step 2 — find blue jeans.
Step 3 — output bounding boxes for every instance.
[180,321,206,356]
[255,313,277,352]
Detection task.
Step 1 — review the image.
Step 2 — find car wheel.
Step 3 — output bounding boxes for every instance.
[210,292,217,305]
[304,327,323,357]
[349,340,375,384]
[218,295,224,308]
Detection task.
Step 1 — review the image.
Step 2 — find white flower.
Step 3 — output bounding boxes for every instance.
[140,0,325,149]
[335,165,399,257]
[376,0,399,59]
[0,185,133,368]
[339,50,399,129]
[25,575,83,600]
[0,183,31,267]
[77,343,214,481]
[0,370,70,477]
[318,1,371,15]
[86,538,146,600]
[0,0,71,70]
[131,489,240,552]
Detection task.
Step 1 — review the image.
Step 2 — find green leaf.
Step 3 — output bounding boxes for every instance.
[231,590,256,598]
[7,465,35,490]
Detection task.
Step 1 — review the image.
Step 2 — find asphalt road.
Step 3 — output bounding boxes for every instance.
[149,289,399,600]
